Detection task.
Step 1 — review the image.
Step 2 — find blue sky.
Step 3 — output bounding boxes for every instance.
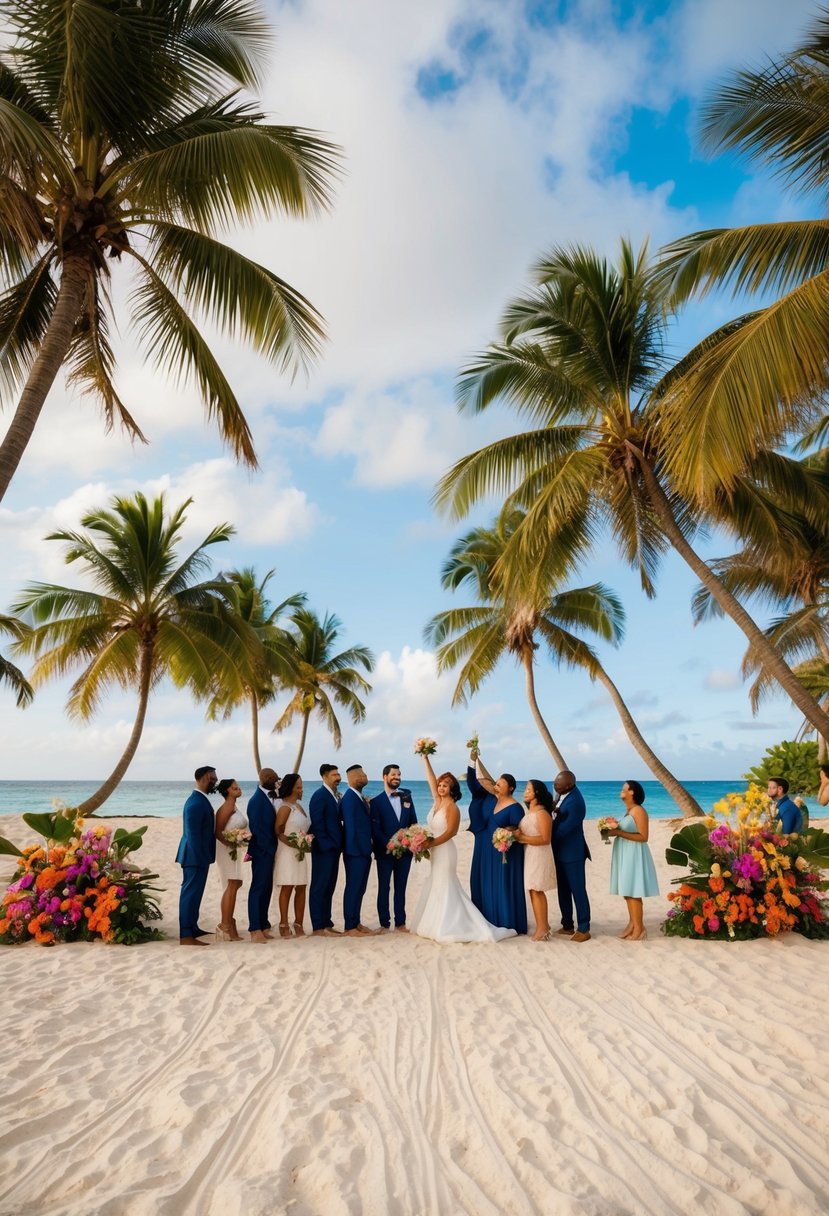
[0,0,823,785]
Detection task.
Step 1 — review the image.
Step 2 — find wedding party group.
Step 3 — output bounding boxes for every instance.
[174,740,667,946]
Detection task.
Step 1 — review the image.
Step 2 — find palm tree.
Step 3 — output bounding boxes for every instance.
[653,7,829,498]
[427,513,703,817]
[0,613,33,707]
[202,567,306,773]
[434,238,829,740]
[0,0,340,501]
[11,491,255,813]
[274,607,374,770]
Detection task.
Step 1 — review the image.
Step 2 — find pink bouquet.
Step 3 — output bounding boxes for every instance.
[223,826,252,861]
[492,826,515,865]
[387,828,412,859]
[288,830,314,861]
[414,737,437,755]
[407,825,434,862]
[597,817,619,844]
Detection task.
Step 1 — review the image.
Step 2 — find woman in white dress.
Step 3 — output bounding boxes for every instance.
[274,773,310,937]
[410,751,515,944]
[214,778,247,941]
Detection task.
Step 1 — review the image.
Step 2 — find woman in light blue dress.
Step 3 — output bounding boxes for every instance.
[608,780,659,941]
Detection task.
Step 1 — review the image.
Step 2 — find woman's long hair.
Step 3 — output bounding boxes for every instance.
[526,779,554,813]
[279,773,302,799]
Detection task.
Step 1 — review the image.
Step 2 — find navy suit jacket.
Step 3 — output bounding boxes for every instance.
[466,766,495,835]
[175,790,217,867]
[775,794,803,834]
[247,787,277,859]
[309,786,344,853]
[342,787,373,858]
[551,786,591,864]
[371,789,417,856]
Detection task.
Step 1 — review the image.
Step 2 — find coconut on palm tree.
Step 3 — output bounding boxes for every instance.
[434,238,829,740]
[202,567,306,773]
[0,0,340,501]
[427,512,703,817]
[0,612,33,707]
[275,607,374,770]
[11,491,256,813]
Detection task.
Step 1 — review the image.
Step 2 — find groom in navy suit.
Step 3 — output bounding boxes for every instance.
[247,767,279,943]
[309,763,344,934]
[371,763,417,932]
[551,769,592,942]
[341,764,375,935]
[175,765,218,945]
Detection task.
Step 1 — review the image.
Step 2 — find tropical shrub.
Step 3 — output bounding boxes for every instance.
[744,740,820,796]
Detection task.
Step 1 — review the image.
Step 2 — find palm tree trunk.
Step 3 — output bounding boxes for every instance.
[522,650,567,770]
[594,665,704,818]
[637,456,829,739]
[292,710,311,771]
[77,642,153,815]
[0,255,90,503]
[250,691,262,775]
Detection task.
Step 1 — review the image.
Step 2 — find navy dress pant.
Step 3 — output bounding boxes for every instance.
[342,855,372,930]
[248,853,275,931]
[309,850,340,930]
[179,864,209,938]
[375,853,412,928]
[554,857,591,933]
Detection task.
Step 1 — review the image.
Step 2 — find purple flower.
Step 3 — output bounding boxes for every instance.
[732,853,763,885]
[19,873,34,890]
[709,824,735,851]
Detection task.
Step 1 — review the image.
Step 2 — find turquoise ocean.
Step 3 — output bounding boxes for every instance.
[1,777,818,821]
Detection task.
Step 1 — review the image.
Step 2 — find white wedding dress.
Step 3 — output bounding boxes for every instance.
[410,806,515,944]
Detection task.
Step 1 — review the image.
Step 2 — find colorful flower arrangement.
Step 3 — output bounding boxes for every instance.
[222,826,252,861]
[0,806,163,946]
[287,829,314,861]
[386,826,434,861]
[414,737,437,756]
[662,784,829,941]
[597,816,619,844]
[492,826,515,865]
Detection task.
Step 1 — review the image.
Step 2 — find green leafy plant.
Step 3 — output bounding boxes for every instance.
[744,740,820,796]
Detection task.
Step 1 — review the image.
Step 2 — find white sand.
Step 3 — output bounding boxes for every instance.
[0,812,827,1216]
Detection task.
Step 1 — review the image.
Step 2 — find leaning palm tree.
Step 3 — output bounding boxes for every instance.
[654,7,829,497]
[434,238,829,739]
[274,607,374,770]
[0,0,340,501]
[0,612,33,707]
[202,567,306,773]
[11,491,256,813]
[427,513,703,817]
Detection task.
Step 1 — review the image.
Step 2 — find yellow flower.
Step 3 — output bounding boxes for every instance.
[711,863,721,877]
[705,815,717,828]
[795,857,808,872]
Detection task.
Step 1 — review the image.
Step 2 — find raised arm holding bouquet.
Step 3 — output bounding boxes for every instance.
[473,753,526,934]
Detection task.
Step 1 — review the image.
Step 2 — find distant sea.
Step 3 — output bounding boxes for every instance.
[2,777,819,821]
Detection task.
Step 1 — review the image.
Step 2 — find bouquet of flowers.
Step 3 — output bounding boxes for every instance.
[386,828,412,859]
[597,816,619,844]
[287,830,314,861]
[466,733,479,752]
[492,826,515,865]
[223,826,251,861]
[662,784,829,941]
[407,825,434,862]
[0,811,163,946]
[414,737,437,756]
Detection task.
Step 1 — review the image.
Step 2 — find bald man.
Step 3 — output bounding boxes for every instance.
[551,770,591,942]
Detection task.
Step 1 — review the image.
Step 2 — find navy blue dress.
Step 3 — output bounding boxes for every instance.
[481,801,527,934]
[466,766,495,914]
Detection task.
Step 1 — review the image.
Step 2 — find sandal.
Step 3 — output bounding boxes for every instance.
[278,923,293,938]
[292,921,306,937]
[215,924,233,942]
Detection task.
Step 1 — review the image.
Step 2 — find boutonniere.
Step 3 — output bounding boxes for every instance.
[402,799,412,809]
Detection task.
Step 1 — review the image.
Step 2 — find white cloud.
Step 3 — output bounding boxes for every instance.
[704,668,742,691]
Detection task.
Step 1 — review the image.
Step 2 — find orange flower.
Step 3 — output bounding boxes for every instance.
[693,915,705,934]
[709,877,725,893]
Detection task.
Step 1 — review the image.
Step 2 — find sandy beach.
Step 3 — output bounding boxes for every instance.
[0,812,827,1216]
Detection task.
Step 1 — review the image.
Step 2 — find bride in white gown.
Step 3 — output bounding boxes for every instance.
[410,752,515,944]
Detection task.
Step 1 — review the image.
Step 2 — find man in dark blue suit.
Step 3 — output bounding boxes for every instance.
[175,765,218,945]
[551,769,591,942]
[309,763,343,935]
[371,763,417,932]
[247,767,279,943]
[466,753,495,912]
[341,764,376,935]
[767,776,803,834]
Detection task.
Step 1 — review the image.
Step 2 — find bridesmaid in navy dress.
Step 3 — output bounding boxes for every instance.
[474,754,527,934]
[466,747,495,913]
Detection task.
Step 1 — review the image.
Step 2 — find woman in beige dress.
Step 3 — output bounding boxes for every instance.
[274,773,310,936]
[512,780,556,941]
